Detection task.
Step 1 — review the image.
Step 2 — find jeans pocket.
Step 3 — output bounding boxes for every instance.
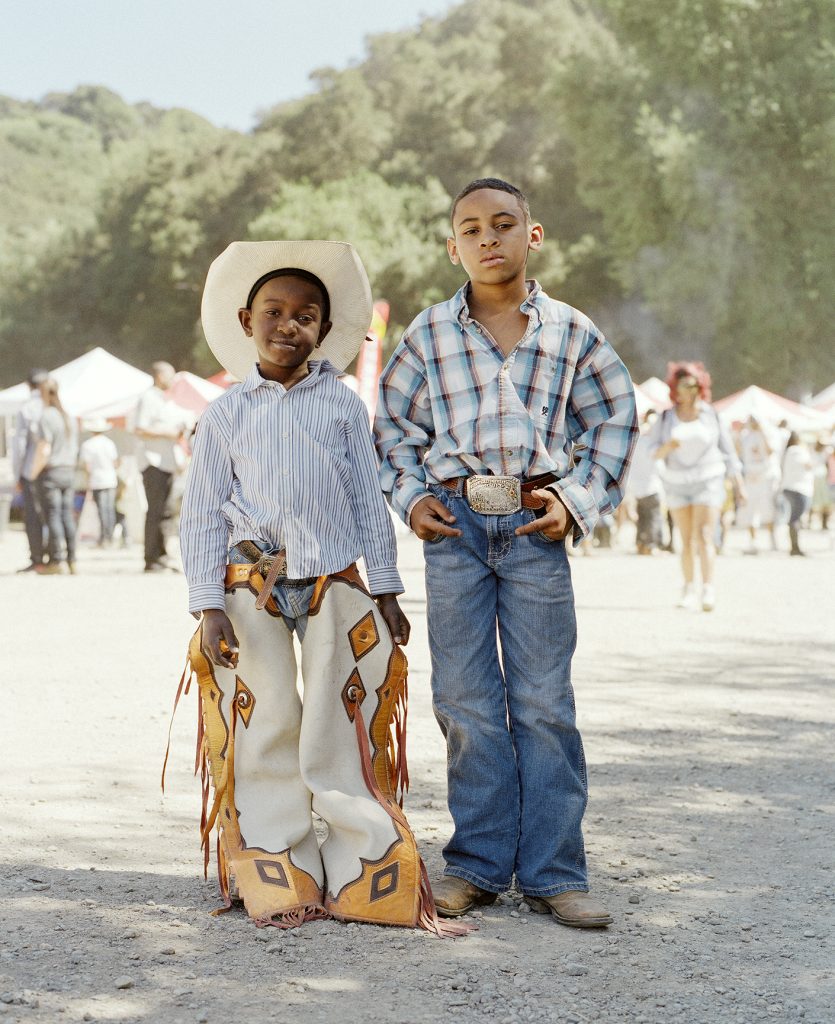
[523,507,561,545]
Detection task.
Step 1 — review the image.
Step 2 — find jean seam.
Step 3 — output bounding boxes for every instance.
[443,868,509,894]
[521,883,590,898]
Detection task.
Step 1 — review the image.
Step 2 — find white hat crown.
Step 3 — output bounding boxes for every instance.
[201,240,373,381]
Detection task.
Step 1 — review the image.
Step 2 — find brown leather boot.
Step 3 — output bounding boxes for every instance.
[432,876,498,918]
[525,891,612,928]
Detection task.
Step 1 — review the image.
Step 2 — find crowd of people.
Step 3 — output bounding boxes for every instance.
[617,362,834,611]
[10,363,834,585]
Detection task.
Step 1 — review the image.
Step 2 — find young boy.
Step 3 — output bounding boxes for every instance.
[375,179,638,928]
[177,240,450,933]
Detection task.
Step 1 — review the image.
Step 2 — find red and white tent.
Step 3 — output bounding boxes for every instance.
[714,385,829,432]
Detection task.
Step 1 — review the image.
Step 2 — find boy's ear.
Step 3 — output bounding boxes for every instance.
[238,307,253,336]
[528,222,544,253]
[447,236,460,266]
[317,320,332,345]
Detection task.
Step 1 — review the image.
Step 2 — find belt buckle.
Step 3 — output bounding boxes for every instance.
[255,551,287,579]
[464,475,522,515]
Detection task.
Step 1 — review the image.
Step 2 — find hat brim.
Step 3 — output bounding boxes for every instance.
[201,241,373,380]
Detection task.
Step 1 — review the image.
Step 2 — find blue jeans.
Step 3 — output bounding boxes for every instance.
[423,482,588,896]
[37,466,77,564]
[92,488,116,543]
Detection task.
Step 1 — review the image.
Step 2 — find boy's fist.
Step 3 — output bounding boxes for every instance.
[375,594,411,646]
[201,609,240,669]
[409,495,462,541]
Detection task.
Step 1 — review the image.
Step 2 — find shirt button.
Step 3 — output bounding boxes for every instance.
[505,449,513,457]
[282,431,289,439]
[282,468,289,476]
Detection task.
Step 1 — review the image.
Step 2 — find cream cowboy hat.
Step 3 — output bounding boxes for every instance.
[201,240,373,381]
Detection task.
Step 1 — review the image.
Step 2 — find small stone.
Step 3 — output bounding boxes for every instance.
[802,930,816,938]
[122,929,139,940]
[161,947,176,955]
[114,976,135,990]
[565,964,588,977]
[509,911,519,918]
[628,895,640,904]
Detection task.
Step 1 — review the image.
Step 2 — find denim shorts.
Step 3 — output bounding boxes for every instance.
[665,475,726,510]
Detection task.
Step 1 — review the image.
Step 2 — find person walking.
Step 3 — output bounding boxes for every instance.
[781,432,814,556]
[35,378,79,575]
[737,416,777,553]
[13,369,48,572]
[628,410,665,555]
[134,362,190,572]
[647,362,743,611]
[79,419,119,545]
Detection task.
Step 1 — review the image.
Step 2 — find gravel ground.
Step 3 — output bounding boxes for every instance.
[1,523,833,1024]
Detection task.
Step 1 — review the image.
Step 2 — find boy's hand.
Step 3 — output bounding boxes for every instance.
[515,489,576,541]
[410,495,462,540]
[201,609,240,669]
[375,594,411,646]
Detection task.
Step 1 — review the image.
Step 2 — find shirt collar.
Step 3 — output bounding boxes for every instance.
[240,359,340,393]
[453,279,544,328]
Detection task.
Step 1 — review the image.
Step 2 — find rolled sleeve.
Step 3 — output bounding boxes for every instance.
[374,334,434,526]
[346,405,404,596]
[179,408,233,615]
[555,330,638,541]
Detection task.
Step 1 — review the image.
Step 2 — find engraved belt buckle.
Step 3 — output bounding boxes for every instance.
[255,551,287,579]
[464,475,522,515]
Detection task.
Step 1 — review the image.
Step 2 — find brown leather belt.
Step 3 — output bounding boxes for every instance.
[440,472,558,512]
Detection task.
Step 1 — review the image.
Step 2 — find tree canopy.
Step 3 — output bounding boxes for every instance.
[1,0,832,395]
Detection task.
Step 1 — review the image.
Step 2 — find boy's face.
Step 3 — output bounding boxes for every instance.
[238,275,332,382]
[447,188,543,286]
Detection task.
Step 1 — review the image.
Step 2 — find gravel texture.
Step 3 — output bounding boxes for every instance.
[1,524,833,1023]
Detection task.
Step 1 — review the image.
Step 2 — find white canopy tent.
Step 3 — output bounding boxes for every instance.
[637,377,672,410]
[714,385,829,433]
[0,348,152,419]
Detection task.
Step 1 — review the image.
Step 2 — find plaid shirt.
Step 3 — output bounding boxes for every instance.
[374,281,638,538]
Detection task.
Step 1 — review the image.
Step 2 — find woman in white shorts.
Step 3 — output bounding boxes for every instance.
[648,362,743,611]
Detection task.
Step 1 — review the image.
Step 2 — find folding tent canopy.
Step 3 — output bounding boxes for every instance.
[638,377,672,410]
[0,348,152,419]
[714,385,829,432]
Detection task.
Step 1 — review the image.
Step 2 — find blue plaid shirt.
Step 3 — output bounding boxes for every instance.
[374,281,638,538]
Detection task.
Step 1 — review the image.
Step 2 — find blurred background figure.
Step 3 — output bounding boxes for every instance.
[627,409,665,555]
[79,419,120,546]
[810,437,833,534]
[781,432,814,557]
[133,361,189,573]
[737,415,777,553]
[35,378,79,575]
[648,362,743,612]
[13,368,48,572]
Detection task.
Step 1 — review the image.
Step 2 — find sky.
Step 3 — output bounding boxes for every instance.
[0,0,458,131]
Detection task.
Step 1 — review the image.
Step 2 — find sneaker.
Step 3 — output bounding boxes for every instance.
[35,562,64,575]
[677,584,698,610]
[702,584,715,612]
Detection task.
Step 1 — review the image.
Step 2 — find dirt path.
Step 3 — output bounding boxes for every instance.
[1,525,833,1024]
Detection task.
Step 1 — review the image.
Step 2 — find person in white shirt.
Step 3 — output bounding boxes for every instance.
[133,361,190,572]
[737,416,777,553]
[781,432,814,556]
[79,419,119,545]
[627,410,665,554]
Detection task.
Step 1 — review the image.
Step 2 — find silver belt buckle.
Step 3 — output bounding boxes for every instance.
[256,551,288,578]
[464,475,522,515]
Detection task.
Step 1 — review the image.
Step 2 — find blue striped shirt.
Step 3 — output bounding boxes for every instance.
[374,281,638,537]
[180,360,403,614]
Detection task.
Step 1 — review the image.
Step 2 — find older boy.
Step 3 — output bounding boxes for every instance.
[375,178,637,927]
[177,241,450,932]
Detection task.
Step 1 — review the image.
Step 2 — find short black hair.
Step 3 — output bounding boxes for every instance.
[246,268,330,323]
[451,177,530,224]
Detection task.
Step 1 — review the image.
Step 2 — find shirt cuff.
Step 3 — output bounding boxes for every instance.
[188,582,227,615]
[548,480,599,543]
[366,565,404,596]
